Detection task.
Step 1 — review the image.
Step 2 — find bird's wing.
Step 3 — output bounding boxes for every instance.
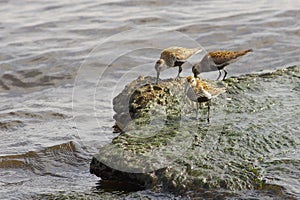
[160,47,202,67]
[208,50,238,65]
[209,50,252,65]
[196,80,226,98]
[175,48,197,61]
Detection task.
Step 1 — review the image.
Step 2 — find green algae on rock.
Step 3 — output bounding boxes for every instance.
[91,66,299,195]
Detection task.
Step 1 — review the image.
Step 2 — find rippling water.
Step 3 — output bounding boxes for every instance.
[1,0,300,199]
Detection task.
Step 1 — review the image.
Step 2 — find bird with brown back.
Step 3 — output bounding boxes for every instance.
[155,46,202,84]
[192,49,253,80]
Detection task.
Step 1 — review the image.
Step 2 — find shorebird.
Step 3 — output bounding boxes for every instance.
[192,49,253,80]
[185,76,226,122]
[155,46,202,84]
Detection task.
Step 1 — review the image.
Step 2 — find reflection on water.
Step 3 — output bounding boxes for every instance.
[1,0,300,199]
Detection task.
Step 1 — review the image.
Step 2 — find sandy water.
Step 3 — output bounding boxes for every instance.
[1,0,300,199]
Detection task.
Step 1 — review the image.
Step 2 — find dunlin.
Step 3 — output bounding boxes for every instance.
[185,76,226,122]
[155,46,202,84]
[192,49,253,80]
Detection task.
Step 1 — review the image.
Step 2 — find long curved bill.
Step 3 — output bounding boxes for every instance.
[156,71,160,84]
[184,80,190,94]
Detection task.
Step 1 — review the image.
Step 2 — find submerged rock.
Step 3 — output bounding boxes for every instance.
[90,66,300,195]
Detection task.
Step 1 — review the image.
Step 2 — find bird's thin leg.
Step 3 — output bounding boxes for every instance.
[207,101,210,123]
[175,65,183,80]
[222,69,228,80]
[156,71,160,84]
[196,103,199,120]
[217,70,222,81]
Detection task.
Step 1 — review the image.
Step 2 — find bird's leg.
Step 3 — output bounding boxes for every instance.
[196,103,199,120]
[217,70,222,81]
[207,101,210,123]
[222,69,228,80]
[175,65,183,80]
[156,71,160,84]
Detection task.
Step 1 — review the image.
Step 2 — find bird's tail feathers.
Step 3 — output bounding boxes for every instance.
[212,87,226,97]
[193,47,203,55]
[240,49,253,55]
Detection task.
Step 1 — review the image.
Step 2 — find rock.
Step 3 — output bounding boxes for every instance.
[112,76,224,132]
[112,76,186,132]
[90,66,300,194]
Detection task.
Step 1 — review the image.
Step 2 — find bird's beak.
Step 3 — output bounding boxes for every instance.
[184,80,190,94]
[183,80,192,102]
[156,71,160,84]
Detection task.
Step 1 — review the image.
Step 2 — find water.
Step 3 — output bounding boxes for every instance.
[1,0,300,199]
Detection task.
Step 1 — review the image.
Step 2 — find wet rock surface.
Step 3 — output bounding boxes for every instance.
[112,76,186,132]
[90,66,300,195]
[112,76,224,132]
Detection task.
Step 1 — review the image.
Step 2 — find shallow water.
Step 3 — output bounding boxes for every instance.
[1,0,300,199]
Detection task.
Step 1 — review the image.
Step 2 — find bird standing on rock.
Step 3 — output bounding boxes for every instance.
[192,49,253,80]
[185,76,226,122]
[155,46,202,84]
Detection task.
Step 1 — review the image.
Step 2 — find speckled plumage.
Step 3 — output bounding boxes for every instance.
[160,47,200,67]
[185,76,226,122]
[193,49,253,80]
[155,47,201,84]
